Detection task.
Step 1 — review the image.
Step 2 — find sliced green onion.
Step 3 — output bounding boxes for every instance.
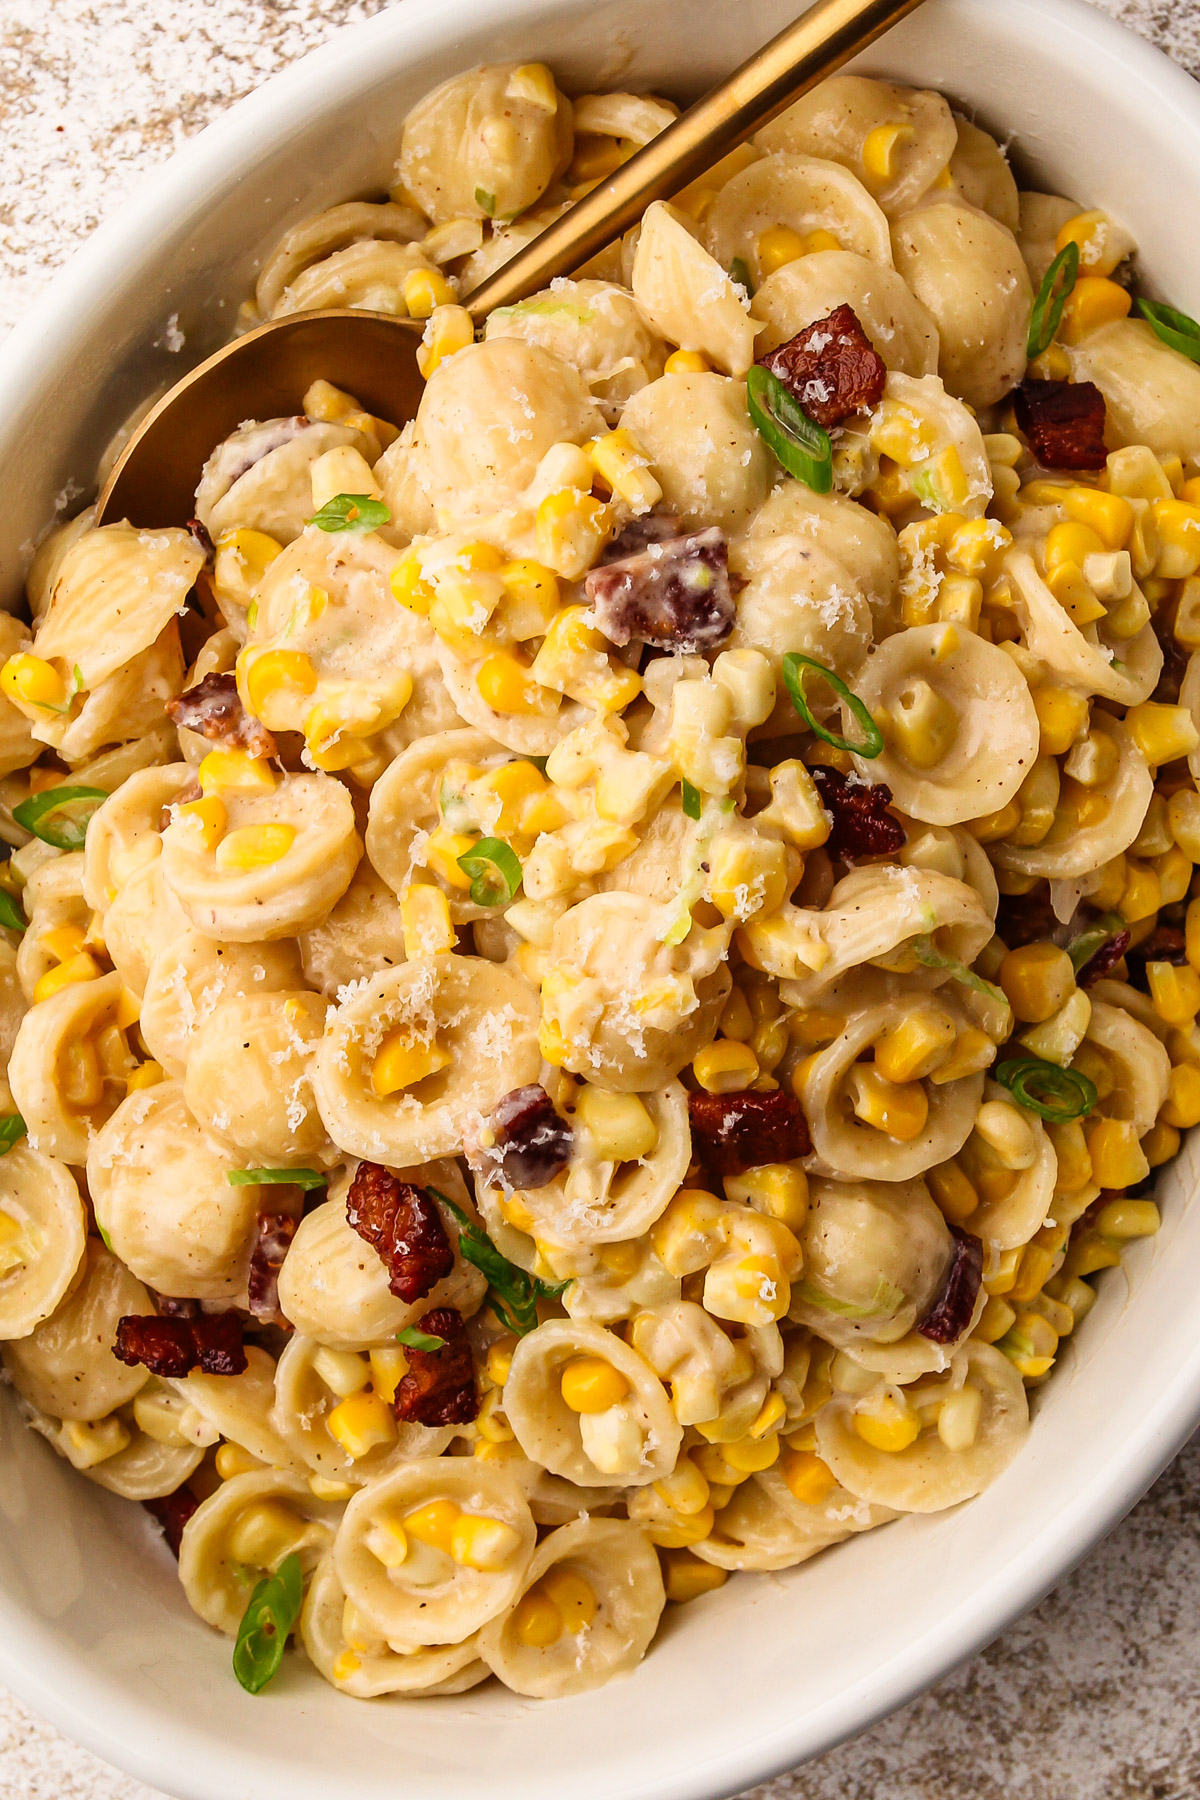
[729,257,754,296]
[1136,298,1200,364]
[0,890,26,935]
[792,1275,906,1320]
[0,1113,26,1156]
[430,1186,569,1335]
[475,187,497,216]
[680,779,702,821]
[1066,911,1127,974]
[232,1552,303,1695]
[307,493,391,533]
[227,1168,327,1189]
[996,1055,1097,1123]
[1027,241,1080,359]
[396,1325,446,1352]
[746,365,833,494]
[912,936,1008,1009]
[781,652,883,758]
[12,785,108,852]
[457,836,522,907]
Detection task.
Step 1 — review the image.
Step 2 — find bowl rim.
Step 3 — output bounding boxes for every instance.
[1,1,1200,1796]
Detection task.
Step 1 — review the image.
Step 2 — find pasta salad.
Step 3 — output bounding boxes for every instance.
[3,58,1200,1702]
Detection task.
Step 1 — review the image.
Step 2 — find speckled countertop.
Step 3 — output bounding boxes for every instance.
[0,2,1197,1797]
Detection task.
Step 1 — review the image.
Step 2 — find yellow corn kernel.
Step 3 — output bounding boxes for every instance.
[722,1432,780,1474]
[1000,1310,1059,1380]
[998,942,1075,1024]
[568,132,624,186]
[756,224,809,276]
[423,826,476,890]
[215,1443,263,1481]
[1046,559,1107,626]
[937,1383,984,1451]
[871,399,938,466]
[747,1393,788,1443]
[402,266,456,321]
[400,884,456,958]
[1121,859,1162,924]
[653,1458,711,1519]
[664,348,711,375]
[472,759,547,836]
[494,560,560,643]
[845,1063,929,1140]
[560,1356,630,1414]
[213,528,283,613]
[1054,210,1123,275]
[514,1589,562,1647]
[1059,276,1133,345]
[477,650,559,717]
[532,605,639,711]
[883,677,959,771]
[535,489,611,581]
[965,798,1021,844]
[126,1060,164,1092]
[693,1039,760,1094]
[312,1346,371,1397]
[1061,484,1134,550]
[661,1551,728,1604]
[326,1390,396,1461]
[650,1188,728,1277]
[574,1086,657,1162]
[485,1336,517,1390]
[974,1098,1038,1170]
[705,833,789,923]
[588,428,662,514]
[404,1499,460,1554]
[862,120,913,181]
[927,1159,980,1223]
[0,653,66,713]
[227,1500,307,1570]
[368,1346,408,1407]
[1045,519,1106,573]
[1151,498,1200,579]
[1148,960,1200,1028]
[780,1448,837,1506]
[391,547,435,614]
[1162,1060,1200,1128]
[974,1294,1017,1343]
[39,923,86,964]
[450,1512,521,1571]
[1157,844,1193,908]
[371,1027,449,1097]
[241,648,318,723]
[1094,1197,1161,1240]
[539,1566,598,1632]
[214,822,295,873]
[853,1394,919,1453]
[198,749,276,797]
[1175,577,1200,652]
[1126,701,1200,769]
[1141,1120,1180,1168]
[32,951,100,1004]
[874,1006,957,1084]
[1085,1116,1151,1187]
[724,1162,809,1233]
[504,60,558,108]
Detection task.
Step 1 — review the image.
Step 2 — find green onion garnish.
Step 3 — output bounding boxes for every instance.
[307,493,391,533]
[996,1055,1097,1123]
[430,1187,568,1335]
[232,1552,303,1695]
[396,1325,446,1352]
[457,837,522,907]
[475,187,497,217]
[1136,298,1200,364]
[1066,912,1127,974]
[12,785,108,852]
[781,651,883,758]
[0,890,26,935]
[0,1114,26,1156]
[680,779,702,821]
[729,257,755,296]
[1027,241,1081,359]
[746,365,833,494]
[227,1168,327,1189]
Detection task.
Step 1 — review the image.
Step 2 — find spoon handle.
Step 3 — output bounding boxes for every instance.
[465,0,927,318]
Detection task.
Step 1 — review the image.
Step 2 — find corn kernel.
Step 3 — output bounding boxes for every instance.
[1121,859,1162,923]
[846,1064,929,1140]
[1148,960,1200,1028]
[966,798,1022,844]
[1151,499,1200,579]
[477,649,559,717]
[1059,276,1133,345]
[651,1188,728,1277]
[928,1027,997,1085]
[560,1357,630,1414]
[312,1346,371,1397]
[241,648,318,724]
[126,1060,164,1093]
[883,677,959,771]
[423,826,477,889]
[862,120,913,181]
[756,224,809,276]
[722,1432,780,1474]
[661,1551,728,1604]
[227,1500,306,1570]
[780,1448,837,1505]
[368,1346,408,1406]
[371,1027,449,1097]
[874,1006,957,1083]
[973,1098,1037,1169]
[402,266,456,321]
[664,348,712,374]
[999,1310,1059,1379]
[0,653,66,713]
[450,1512,521,1571]
[213,822,295,873]
[693,1039,760,1094]
[403,1499,459,1554]
[1094,1197,1161,1239]
[1142,1121,1181,1168]
[326,1390,396,1460]
[588,428,662,514]
[198,749,276,797]
[400,884,456,958]
[32,951,100,1004]
[999,942,1075,1024]
[535,490,611,580]
[853,1394,919,1453]
[937,1384,983,1451]
[1127,701,1200,769]
[574,1086,657,1162]
[705,832,788,922]
[1055,211,1126,277]
[654,1458,711,1517]
[927,1159,979,1223]
[514,1589,562,1647]
[1163,1060,1200,1128]
[974,1294,1017,1343]
[723,1162,809,1232]
[215,1443,262,1480]
[1046,519,1106,573]
[1085,1116,1151,1187]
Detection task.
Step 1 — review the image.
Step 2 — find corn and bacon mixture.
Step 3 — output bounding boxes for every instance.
[1,61,1199,1702]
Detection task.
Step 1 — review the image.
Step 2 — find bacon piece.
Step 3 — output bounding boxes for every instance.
[113,1312,247,1378]
[1076,926,1131,988]
[186,517,215,562]
[479,1085,573,1192]
[143,1484,199,1558]
[586,525,735,652]
[916,1226,983,1344]
[1012,379,1108,471]
[758,303,887,429]
[247,1212,298,1325]
[345,1163,455,1303]
[809,764,906,863]
[1126,921,1186,987]
[689,1089,811,1177]
[599,511,684,564]
[393,1307,479,1426]
[166,671,277,758]
[1153,607,1189,705]
[995,882,1056,950]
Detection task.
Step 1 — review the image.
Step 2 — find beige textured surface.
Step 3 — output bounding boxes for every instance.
[0,1,1197,1797]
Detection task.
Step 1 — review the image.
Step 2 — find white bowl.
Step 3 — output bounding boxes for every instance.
[1,2,1199,1796]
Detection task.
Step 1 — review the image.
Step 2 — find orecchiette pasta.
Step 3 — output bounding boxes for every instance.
[0,1144,87,1339]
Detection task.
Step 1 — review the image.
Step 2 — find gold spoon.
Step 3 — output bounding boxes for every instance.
[97,0,926,528]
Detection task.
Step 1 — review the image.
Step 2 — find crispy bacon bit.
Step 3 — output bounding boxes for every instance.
[478,1085,573,1192]
[113,1312,247,1378]
[345,1162,455,1303]
[1126,921,1186,988]
[247,1212,298,1325]
[393,1307,479,1426]
[689,1089,811,1177]
[1013,379,1108,471]
[600,511,684,564]
[143,1485,199,1558]
[186,517,215,562]
[1153,608,1189,705]
[916,1226,984,1344]
[995,882,1056,950]
[166,671,277,758]
[1077,927,1132,988]
[758,303,887,429]
[586,525,735,652]
[809,764,906,863]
